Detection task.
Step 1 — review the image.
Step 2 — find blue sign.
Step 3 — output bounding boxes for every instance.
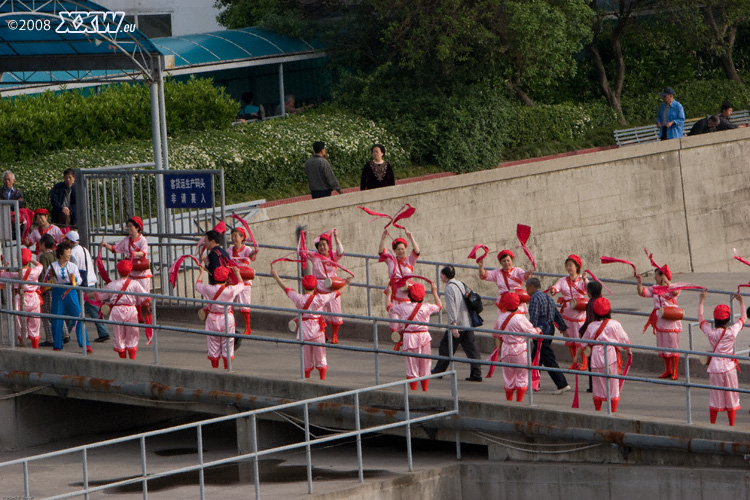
[164,173,213,209]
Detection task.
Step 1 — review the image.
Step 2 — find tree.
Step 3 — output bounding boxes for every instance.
[589,0,661,125]
[669,0,749,84]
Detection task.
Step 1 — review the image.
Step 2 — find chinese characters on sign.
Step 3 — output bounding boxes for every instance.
[164,173,213,209]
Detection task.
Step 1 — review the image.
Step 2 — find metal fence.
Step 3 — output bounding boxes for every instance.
[0,371,459,500]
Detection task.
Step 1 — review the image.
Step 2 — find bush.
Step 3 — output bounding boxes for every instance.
[4,106,409,209]
[0,76,238,163]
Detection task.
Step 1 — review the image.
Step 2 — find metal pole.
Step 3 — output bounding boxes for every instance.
[79,288,87,356]
[304,402,313,494]
[687,323,693,424]
[151,298,159,365]
[367,258,380,384]
[527,337,533,406]
[251,414,260,500]
[140,435,148,500]
[23,461,29,500]
[404,383,413,472]
[197,425,205,500]
[354,392,364,483]
[278,64,285,116]
[604,342,611,415]
[451,372,461,460]
[224,304,232,372]
[82,448,89,500]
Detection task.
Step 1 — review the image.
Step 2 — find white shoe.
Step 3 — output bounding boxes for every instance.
[553,385,572,395]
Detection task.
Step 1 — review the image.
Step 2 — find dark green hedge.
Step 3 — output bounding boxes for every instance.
[0,76,238,163]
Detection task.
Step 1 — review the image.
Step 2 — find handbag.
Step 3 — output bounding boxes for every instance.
[451,281,484,327]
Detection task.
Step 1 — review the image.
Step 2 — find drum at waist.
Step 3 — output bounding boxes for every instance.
[198,307,208,321]
[570,298,588,311]
[391,331,401,343]
[324,276,346,290]
[699,355,709,365]
[288,318,298,332]
[101,303,111,317]
[237,266,255,281]
[659,306,684,321]
[131,258,150,271]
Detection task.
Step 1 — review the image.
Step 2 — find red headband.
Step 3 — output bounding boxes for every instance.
[392,238,408,250]
[501,292,520,311]
[497,250,514,261]
[213,266,230,283]
[302,274,318,290]
[593,297,611,316]
[566,254,582,269]
[714,304,730,321]
[116,260,133,276]
[129,216,144,231]
[409,283,425,301]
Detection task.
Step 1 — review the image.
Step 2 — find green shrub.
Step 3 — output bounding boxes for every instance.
[0,76,238,163]
[4,106,409,209]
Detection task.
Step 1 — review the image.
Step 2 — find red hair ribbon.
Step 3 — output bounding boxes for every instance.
[486,347,499,378]
[583,269,613,295]
[97,244,112,285]
[600,256,638,278]
[516,224,536,270]
[231,213,258,254]
[168,254,201,288]
[652,282,705,296]
[467,244,489,262]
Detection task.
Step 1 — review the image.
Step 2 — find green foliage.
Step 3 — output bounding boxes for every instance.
[3,106,408,209]
[0,77,237,163]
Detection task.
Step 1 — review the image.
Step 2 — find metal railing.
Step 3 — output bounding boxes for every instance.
[0,371,459,500]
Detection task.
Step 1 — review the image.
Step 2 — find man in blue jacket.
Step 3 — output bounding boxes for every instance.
[656,87,685,140]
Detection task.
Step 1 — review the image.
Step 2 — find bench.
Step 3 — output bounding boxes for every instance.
[614,109,750,147]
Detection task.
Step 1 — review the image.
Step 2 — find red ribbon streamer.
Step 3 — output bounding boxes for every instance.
[486,347,499,378]
[358,205,393,226]
[97,245,112,284]
[600,256,638,278]
[651,282,705,296]
[391,274,434,290]
[231,213,258,254]
[168,254,201,288]
[733,248,750,268]
[531,337,542,391]
[308,251,355,278]
[516,224,536,270]
[583,269,613,295]
[619,353,633,391]
[389,204,416,230]
[18,208,34,241]
[467,244,489,262]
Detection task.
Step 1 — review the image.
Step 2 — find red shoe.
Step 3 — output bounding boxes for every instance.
[318,367,327,380]
[409,380,418,391]
[304,369,312,379]
[117,350,127,358]
[86,346,93,353]
[127,347,137,360]
[421,379,429,391]
[31,338,39,349]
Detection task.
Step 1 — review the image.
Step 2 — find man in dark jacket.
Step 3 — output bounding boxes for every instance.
[49,168,76,227]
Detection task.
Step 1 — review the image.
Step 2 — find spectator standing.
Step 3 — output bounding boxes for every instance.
[432,265,482,381]
[304,141,342,199]
[360,144,395,191]
[37,234,58,347]
[66,230,110,343]
[656,87,685,140]
[0,171,25,207]
[526,277,570,394]
[50,168,77,227]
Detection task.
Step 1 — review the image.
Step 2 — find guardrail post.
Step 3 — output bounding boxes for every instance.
[604,342,611,415]
[304,403,313,494]
[197,424,205,500]
[150,299,159,365]
[224,305,232,372]
[251,414,260,500]
[451,371,461,460]
[140,435,148,500]
[527,337,533,406]
[355,392,364,483]
[82,448,89,500]
[404,383,413,472]
[687,323,693,424]
[367,258,380,385]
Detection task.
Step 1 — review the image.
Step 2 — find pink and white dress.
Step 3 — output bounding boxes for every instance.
[494,311,536,391]
[1,263,43,339]
[231,244,256,313]
[582,319,631,405]
[388,301,441,380]
[552,275,589,345]
[96,278,147,353]
[195,280,245,363]
[641,287,682,358]
[700,317,744,412]
[380,249,418,303]
[286,289,340,373]
[26,225,64,255]
[483,267,528,314]
[310,245,344,325]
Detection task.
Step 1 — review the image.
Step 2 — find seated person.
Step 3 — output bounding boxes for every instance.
[275,94,313,116]
[688,115,720,136]
[237,91,261,121]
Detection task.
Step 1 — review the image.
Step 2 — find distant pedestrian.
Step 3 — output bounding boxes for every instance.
[432,265,482,381]
[718,101,740,130]
[526,277,570,394]
[688,115,721,136]
[304,141,341,199]
[656,87,685,140]
[698,290,746,426]
[360,144,395,191]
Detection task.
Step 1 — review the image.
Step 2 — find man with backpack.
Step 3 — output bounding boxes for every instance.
[432,265,483,381]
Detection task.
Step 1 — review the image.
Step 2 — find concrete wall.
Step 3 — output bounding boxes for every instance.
[243,128,750,317]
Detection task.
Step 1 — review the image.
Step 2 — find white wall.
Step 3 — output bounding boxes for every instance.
[96,0,223,36]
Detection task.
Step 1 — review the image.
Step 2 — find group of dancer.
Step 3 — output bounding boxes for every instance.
[5,207,746,426]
